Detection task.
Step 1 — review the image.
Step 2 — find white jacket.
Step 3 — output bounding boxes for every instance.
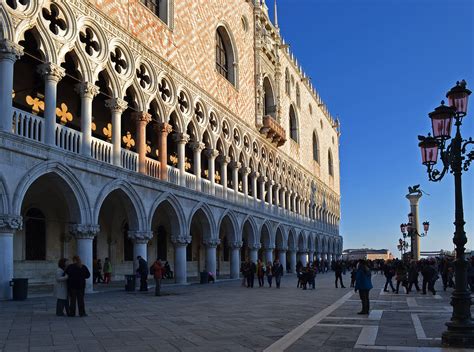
[54,268,68,299]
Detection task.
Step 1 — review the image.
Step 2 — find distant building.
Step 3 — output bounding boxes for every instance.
[342,249,393,261]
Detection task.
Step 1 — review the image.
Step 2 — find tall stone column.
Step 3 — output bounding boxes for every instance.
[205,149,219,195]
[191,142,205,191]
[0,215,22,300]
[175,133,189,186]
[406,192,423,261]
[0,40,23,133]
[292,194,297,214]
[299,251,308,266]
[249,243,260,263]
[264,246,274,264]
[229,241,242,279]
[132,112,151,174]
[286,190,291,211]
[230,161,241,195]
[282,187,287,210]
[157,122,173,181]
[171,236,191,284]
[105,98,128,166]
[250,171,259,201]
[218,155,230,198]
[38,63,65,146]
[70,224,100,293]
[241,167,251,201]
[129,231,153,272]
[204,239,219,277]
[268,180,274,206]
[259,176,267,203]
[75,82,99,157]
[278,248,287,273]
[274,184,280,207]
[308,250,315,263]
[289,249,297,273]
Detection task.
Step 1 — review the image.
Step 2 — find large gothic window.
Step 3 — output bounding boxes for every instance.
[25,208,46,261]
[328,149,334,176]
[289,105,298,142]
[216,31,228,79]
[313,132,319,163]
[285,68,290,95]
[296,83,301,108]
[216,26,237,85]
[140,0,170,25]
[263,77,275,117]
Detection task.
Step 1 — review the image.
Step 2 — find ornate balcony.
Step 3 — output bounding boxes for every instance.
[260,115,286,147]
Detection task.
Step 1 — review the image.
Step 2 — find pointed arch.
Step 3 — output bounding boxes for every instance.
[241,215,258,245]
[312,130,320,163]
[263,76,276,117]
[328,148,334,176]
[218,210,239,243]
[188,202,217,240]
[216,23,238,86]
[148,193,186,236]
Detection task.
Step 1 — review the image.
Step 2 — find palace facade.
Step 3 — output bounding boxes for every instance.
[0,0,342,299]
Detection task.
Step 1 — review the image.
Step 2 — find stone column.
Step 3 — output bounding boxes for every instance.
[268,180,274,206]
[218,155,230,198]
[0,215,22,300]
[286,190,291,211]
[38,63,65,146]
[250,171,259,201]
[204,149,219,195]
[132,112,151,174]
[204,238,219,277]
[248,243,260,263]
[292,194,297,214]
[274,184,280,207]
[0,40,23,133]
[229,241,242,279]
[282,187,287,210]
[75,82,99,157]
[171,236,191,284]
[406,192,422,261]
[129,231,153,272]
[289,249,297,273]
[191,142,205,191]
[299,251,308,266]
[105,98,128,166]
[230,161,241,195]
[175,133,189,186]
[259,176,267,203]
[157,122,173,181]
[278,248,287,273]
[264,246,274,264]
[309,250,315,263]
[241,167,251,200]
[70,224,100,293]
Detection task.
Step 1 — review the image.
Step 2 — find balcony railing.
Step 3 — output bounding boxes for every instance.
[146,158,160,179]
[12,108,43,142]
[167,165,179,185]
[185,172,196,190]
[55,123,81,153]
[91,137,112,163]
[121,149,138,172]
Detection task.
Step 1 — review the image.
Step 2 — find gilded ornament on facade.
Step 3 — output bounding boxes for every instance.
[91,118,97,132]
[170,153,178,166]
[56,103,73,124]
[146,143,151,155]
[122,132,135,149]
[103,123,112,140]
[26,95,45,114]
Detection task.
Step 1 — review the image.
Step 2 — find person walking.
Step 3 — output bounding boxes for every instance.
[335,261,345,288]
[354,259,373,315]
[241,261,248,287]
[65,255,90,317]
[257,259,265,287]
[407,261,421,294]
[421,260,437,295]
[383,261,396,292]
[247,260,256,288]
[136,256,149,291]
[266,261,273,288]
[103,257,112,284]
[273,259,283,289]
[54,258,69,316]
[395,262,408,294]
[150,259,165,296]
[93,259,104,284]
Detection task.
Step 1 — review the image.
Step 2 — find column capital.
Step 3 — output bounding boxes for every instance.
[128,230,153,244]
[37,63,65,82]
[240,166,251,175]
[204,148,219,160]
[0,215,22,233]
[265,245,276,250]
[229,241,243,249]
[154,122,173,135]
[174,132,190,144]
[279,245,288,251]
[230,161,241,169]
[258,175,268,183]
[406,192,422,205]
[105,98,128,113]
[269,180,275,187]
[248,243,261,250]
[132,111,152,124]
[0,39,23,60]
[217,155,231,164]
[203,238,220,248]
[190,141,205,152]
[75,82,100,99]
[250,171,260,179]
[69,224,100,239]
[171,235,192,246]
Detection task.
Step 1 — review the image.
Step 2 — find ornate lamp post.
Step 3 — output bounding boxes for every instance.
[400,217,429,260]
[418,80,474,347]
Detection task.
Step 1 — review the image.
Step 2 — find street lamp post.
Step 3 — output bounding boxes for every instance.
[400,218,429,260]
[418,80,474,347]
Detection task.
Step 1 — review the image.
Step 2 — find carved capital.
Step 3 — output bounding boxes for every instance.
[279,245,288,251]
[258,176,268,183]
[240,166,251,175]
[229,161,241,169]
[69,224,100,239]
[204,148,219,160]
[128,230,153,244]
[132,111,152,124]
[217,155,231,165]
[190,141,205,153]
[171,235,191,246]
[156,122,173,135]
[105,98,128,113]
[174,132,190,144]
[229,241,243,249]
[248,243,261,250]
[75,82,100,99]
[0,39,23,61]
[37,63,65,82]
[250,171,260,179]
[0,215,22,233]
[203,238,220,248]
[265,245,276,250]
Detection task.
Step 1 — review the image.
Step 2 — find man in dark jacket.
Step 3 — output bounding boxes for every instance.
[421,261,437,295]
[335,261,345,288]
[383,262,396,292]
[248,260,256,288]
[66,255,90,317]
[136,256,149,291]
[273,259,284,289]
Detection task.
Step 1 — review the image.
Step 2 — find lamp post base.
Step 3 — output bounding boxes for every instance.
[442,322,474,348]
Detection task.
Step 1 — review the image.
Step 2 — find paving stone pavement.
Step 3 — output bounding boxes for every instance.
[0,272,473,351]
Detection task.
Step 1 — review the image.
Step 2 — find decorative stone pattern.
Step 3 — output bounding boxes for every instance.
[0,215,22,233]
[69,224,100,239]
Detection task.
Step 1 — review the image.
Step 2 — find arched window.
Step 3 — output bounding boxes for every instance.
[123,222,134,261]
[216,26,236,85]
[263,76,275,117]
[328,149,334,176]
[312,132,319,163]
[285,68,290,95]
[25,208,46,260]
[140,0,171,25]
[289,105,298,142]
[296,83,301,108]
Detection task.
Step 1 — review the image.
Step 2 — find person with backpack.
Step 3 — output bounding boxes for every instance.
[355,259,373,315]
[150,259,164,296]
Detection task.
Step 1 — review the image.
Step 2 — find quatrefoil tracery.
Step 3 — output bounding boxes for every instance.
[222,121,230,139]
[209,113,218,132]
[42,4,67,36]
[195,103,204,123]
[79,28,100,57]
[178,92,189,113]
[6,0,29,10]
[136,64,151,89]
[159,78,172,102]
[110,47,127,74]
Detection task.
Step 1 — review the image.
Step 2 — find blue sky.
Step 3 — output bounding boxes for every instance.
[268,0,474,257]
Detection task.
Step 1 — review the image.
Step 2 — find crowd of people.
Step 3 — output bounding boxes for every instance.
[240,259,284,288]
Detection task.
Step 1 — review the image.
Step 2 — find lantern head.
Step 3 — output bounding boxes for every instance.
[446,80,471,116]
[418,134,439,166]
